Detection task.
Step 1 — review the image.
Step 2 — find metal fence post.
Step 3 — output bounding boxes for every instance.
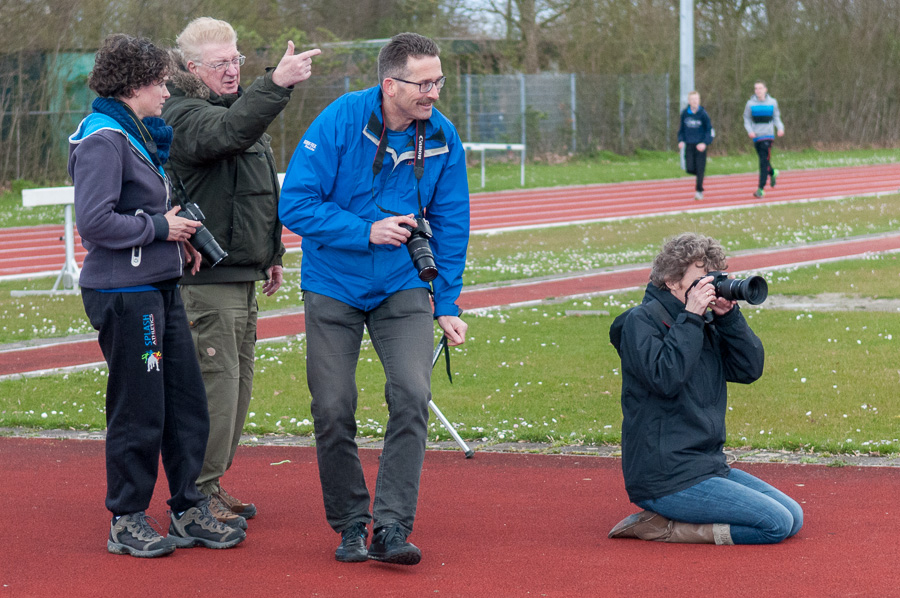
[519,73,526,186]
[570,73,577,154]
[619,77,626,154]
[465,74,472,142]
[665,72,671,151]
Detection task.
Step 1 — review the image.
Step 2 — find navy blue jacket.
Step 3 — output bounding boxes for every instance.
[614,283,764,503]
[677,106,714,146]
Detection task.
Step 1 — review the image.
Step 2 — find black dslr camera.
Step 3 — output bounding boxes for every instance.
[178,201,228,268]
[400,217,438,282]
[707,271,768,304]
[170,175,227,267]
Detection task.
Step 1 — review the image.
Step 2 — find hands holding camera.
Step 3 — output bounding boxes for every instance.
[164,206,203,274]
[686,276,737,317]
[370,214,417,246]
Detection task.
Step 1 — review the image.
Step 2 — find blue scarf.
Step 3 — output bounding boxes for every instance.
[91,96,172,166]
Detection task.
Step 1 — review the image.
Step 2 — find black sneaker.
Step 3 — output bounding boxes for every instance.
[367,523,421,565]
[108,512,176,558]
[169,501,246,549]
[335,521,369,563]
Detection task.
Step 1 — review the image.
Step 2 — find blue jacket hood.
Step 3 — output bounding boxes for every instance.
[69,113,163,176]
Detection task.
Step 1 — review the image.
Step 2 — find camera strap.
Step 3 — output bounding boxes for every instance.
[371,111,454,378]
[168,169,190,209]
[369,110,426,217]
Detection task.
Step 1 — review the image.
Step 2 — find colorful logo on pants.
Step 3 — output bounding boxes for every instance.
[142,314,157,347]
[142,351,161,372]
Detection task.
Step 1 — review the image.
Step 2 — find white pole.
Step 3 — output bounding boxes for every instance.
[61,204,80,290]
[679,0,695,111]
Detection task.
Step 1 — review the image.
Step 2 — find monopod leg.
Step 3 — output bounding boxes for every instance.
[430,335,474,458]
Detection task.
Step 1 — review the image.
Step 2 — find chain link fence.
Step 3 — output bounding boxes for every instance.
[2,70,675,183]
[271,72,673,166]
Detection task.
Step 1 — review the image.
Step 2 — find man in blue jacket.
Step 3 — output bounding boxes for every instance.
[279,32,469,566]
[677,91,714,201]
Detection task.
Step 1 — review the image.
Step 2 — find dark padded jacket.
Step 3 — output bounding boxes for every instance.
[161,59,288,284]
[614,283,764,503]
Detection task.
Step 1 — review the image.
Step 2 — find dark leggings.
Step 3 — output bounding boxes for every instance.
[684,144,707,192]
[754,140,774,189]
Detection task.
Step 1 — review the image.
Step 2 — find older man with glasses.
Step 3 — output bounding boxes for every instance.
[279,32,470,566]
[162,17,320,531]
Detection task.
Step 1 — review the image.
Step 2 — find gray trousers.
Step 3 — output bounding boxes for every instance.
[181,282,258,494]
[304,289,433,534]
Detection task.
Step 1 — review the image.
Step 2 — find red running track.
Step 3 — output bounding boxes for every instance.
[3,163,900,277]
[1,439,897,597]
[3,232,900,377]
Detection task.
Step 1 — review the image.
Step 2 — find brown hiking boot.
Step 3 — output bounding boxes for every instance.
[215,485,257,520]
[207,492,247,530]
[608,510,732,544]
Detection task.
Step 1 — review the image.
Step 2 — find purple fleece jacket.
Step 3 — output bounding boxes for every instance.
[68,113,185,289]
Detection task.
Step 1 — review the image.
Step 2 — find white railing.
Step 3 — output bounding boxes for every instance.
[15,186,80,295]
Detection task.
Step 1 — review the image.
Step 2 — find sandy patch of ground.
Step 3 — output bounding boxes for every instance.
[761,293,900,312]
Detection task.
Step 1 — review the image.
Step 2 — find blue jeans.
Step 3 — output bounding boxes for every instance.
[635,468,803,544]
[304,289,434,535]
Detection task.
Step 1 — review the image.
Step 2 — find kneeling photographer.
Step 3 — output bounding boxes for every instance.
[608,232,803,545]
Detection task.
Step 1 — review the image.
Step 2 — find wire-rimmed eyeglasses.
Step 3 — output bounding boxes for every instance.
[202,55,246,72]
[392,76,446,93]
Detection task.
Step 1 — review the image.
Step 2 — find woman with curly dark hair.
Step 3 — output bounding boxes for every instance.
[607,233,803,545]
[69,33,244,557]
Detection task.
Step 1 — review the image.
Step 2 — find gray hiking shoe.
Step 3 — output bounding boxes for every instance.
[108,512,177,558]
[169,501,246,549]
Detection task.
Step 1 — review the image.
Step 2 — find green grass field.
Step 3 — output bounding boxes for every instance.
[1,149,899,455]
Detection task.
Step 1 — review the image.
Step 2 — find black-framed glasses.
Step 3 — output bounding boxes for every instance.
[392,76,446,93]
[202,55,245,72]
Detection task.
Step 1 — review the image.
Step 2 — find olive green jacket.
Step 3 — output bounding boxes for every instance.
[162,58,289,284]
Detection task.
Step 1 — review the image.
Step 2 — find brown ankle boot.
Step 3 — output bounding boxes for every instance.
[661,520,733,544]
[608,511,665,539]
[609,511,733,544]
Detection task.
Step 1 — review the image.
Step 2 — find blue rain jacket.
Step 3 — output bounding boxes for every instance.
[279,86,470,316]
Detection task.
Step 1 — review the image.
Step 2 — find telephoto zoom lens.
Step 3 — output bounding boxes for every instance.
[715,275,768,304]
[401,218,438,282]
[407,233,437,281]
